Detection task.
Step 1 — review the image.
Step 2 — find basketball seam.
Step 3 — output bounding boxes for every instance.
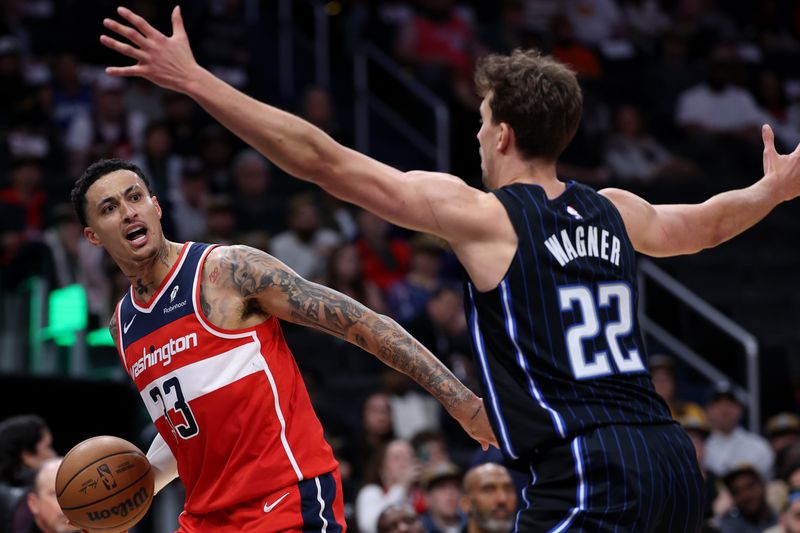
[57,450,145,499]
[60,465,152,510]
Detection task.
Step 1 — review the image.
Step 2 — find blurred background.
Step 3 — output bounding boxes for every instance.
[2,0,800,532]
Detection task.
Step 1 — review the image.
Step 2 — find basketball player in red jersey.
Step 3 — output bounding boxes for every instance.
[69,158,496,532]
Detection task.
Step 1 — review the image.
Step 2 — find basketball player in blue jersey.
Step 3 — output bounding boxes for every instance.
[101,7,800,531]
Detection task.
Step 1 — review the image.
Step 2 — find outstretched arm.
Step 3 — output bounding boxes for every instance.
[100,6,497,245]
[207,245,497,449]
[601,125,800,256]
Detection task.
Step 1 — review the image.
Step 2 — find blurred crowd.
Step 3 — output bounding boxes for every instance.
[2,0,800,532]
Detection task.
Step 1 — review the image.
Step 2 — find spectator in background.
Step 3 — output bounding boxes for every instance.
[298,86,351,148]
[764,487,800,533]
[675,42,765,180]
[23,458,77,533]
[406,285,470,369]
[767,414,800,458]
[620,0,671,51]
[130,120,182,200]
[412,431,451,472]
[270,194,341,280]
[563,0,624,48]
[648,354,705,420]
[394,0,480,110]
[755,69,800,150]
[169,158,209,242]
[162,92,201,156]
[40,204,110,324]
[229,149,284,236]
[718,464,777,533]
[385,369,442,441]
[341,392,396,484]
[65,74,147,175]
[357,439,422,533]
[198,124,234,192]
[378,503,425,533]
[551,16,603,81]
[419,462,466,533]
[678,411,720,525]
[460,463,516,533]
[202,195,238,245]
[605,103,698,183]
[47,52,92,135]
[356,210,411,290]
[704,383,774,480]
[388,234,446,324]
[0,415,55,489]
[0,158,47,266]
[326,243,386,314]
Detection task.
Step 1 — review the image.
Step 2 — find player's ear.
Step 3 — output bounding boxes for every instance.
[497,122,512,153]
[84,226,102,247]
[152,195,162,219]
[26,492,39,515]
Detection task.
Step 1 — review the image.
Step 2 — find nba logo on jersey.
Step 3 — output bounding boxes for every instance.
[170,285,179,303]
[565,205,582,220]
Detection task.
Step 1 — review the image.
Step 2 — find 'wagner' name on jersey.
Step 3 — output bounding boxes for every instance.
[544,225,621,267]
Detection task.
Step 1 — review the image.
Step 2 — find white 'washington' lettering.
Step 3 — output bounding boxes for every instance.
[544,225,621,267]
[130,332,197,378]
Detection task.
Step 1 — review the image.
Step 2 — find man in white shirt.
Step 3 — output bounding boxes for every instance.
[704,383,774,480]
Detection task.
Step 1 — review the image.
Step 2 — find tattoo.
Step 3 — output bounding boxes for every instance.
[217,245,470,413]
[209,267,221,283]
[157,242,171,268]
[199,285,212,317]
[108,314,119,342]
[135,278,151,296]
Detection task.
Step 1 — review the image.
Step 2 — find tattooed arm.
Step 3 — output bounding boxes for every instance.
[209,245,497,449]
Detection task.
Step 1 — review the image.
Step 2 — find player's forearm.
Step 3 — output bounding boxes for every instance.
[182,67,341,187]
[691,178,781,249]
[354,313,482,421]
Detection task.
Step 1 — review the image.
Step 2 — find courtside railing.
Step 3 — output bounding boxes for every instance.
[638,258,760,432]
[354,44,450,172]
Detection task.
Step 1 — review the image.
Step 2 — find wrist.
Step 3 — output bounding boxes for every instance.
[181,65,212,99]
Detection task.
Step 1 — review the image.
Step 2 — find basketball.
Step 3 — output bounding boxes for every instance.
[55,436,154,533]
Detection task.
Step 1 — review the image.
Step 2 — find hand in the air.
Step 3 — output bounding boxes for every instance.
[761,124,800,203]
[100,5,198,94]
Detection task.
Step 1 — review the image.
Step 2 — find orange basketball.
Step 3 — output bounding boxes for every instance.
[55,436,154,533]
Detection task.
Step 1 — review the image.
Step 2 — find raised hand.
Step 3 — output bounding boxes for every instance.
[761,124,800,203]
[100,5,199,94]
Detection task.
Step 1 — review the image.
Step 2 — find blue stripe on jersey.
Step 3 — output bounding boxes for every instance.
[499,279,567,438]
[467,283,518,460]
[550,436,586,533]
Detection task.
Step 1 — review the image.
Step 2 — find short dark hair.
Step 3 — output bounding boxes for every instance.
[475,49,583,161]
[0,414,49,487]
[71,159,152,227]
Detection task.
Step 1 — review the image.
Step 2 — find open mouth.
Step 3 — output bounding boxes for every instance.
[126,226,148,247]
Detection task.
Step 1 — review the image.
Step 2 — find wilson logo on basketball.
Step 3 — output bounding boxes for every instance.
[85,487,149,521]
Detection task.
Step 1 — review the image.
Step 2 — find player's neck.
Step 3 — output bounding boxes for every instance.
[495,158,563,198]
[121,240,182,302]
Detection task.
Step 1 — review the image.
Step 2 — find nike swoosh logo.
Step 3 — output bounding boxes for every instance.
[123,315,136,334]
[263,492,290,513]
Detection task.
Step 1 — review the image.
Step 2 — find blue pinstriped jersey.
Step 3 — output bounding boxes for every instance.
[465,181,672,465]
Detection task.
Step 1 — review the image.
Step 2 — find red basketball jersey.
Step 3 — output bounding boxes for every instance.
[115,242,337,514]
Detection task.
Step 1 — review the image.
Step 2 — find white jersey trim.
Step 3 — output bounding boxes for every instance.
[190,244,304,482]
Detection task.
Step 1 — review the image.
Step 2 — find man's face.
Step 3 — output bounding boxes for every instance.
[462,465,517,533]
[426,479,462,520]
[378,506,425,533]
[28,460,78,533]
[477,95,497,188]
[83,170,163,266]
[728,473,765,518]
[782,498,800,533]
[707,397,742,434]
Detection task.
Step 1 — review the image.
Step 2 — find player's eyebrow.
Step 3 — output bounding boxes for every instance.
[96,184,140,209]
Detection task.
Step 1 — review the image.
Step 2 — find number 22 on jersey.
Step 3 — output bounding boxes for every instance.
[558,282,645,380]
